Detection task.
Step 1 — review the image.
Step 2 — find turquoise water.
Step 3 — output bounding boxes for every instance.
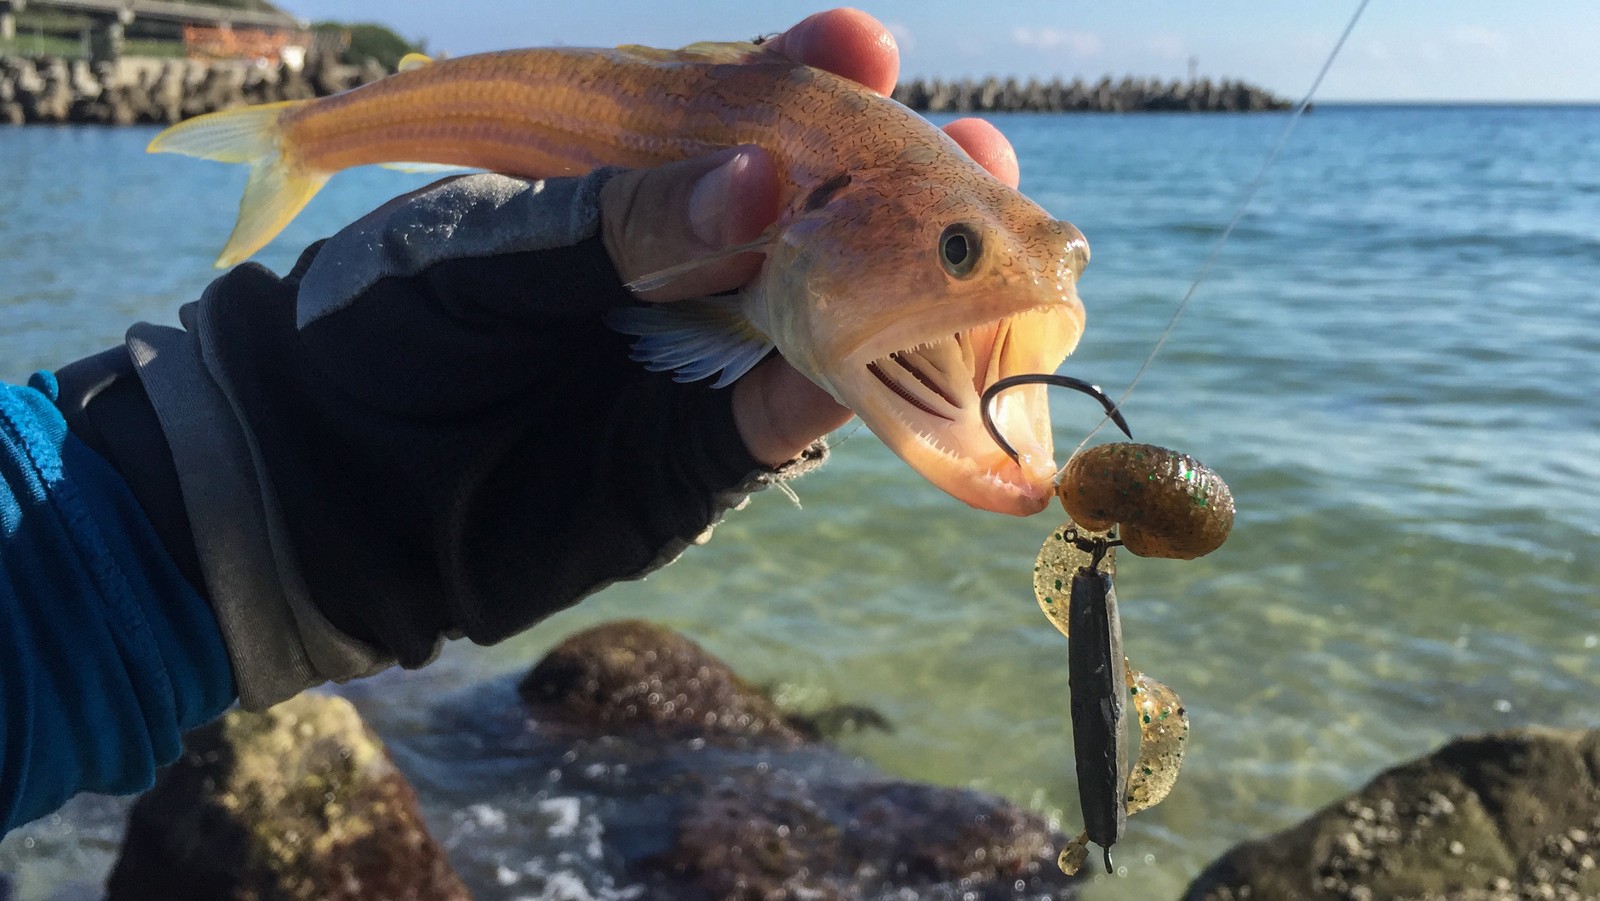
[2,106,1598,899]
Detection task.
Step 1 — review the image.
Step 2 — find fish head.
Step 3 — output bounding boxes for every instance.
[759,175,1089,516]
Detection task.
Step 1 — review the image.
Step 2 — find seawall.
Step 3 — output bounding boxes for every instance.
[891,74,1291,113]
[0,53,387,125]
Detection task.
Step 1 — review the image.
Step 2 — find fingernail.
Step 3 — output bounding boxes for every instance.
[689,150,749,247]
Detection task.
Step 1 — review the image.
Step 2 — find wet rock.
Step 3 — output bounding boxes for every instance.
[496,620,1079,899]
[106,693,467,901]
[651,774,1066,900]
[1183,728,1600,901]
[519,618,808,745]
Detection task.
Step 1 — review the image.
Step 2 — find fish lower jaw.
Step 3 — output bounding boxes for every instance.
[838,307,1076,514]
[867,402,1054,516]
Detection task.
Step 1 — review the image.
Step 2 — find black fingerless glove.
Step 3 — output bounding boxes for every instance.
[76,172,823,708]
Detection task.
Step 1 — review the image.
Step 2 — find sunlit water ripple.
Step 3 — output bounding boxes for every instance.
[2,105,1597,899]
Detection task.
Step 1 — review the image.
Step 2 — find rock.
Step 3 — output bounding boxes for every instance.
[146,61,184,123]
[891,74,1291,113]
[106,694,467,901]
[498,620,1079,899]
[357,58,388,86]
[519,618,808,745]
[651,774,1068,900]
[1183,728,1600,901]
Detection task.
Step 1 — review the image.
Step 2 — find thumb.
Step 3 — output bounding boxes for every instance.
[599,146,781,302]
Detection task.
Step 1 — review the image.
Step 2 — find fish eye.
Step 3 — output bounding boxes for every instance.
[939,223,982,278]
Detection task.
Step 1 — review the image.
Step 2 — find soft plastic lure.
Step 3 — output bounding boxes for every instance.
[1029,444,1232,875]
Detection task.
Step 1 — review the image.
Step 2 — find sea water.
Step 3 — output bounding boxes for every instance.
[2,105,1597,899]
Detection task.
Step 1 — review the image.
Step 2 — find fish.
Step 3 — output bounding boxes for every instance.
[147,42,1091,516]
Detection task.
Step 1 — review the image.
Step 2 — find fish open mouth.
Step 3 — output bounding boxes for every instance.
[844,303,1083,516]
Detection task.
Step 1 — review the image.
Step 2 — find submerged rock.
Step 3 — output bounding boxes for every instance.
[502,620,1077,899]
[106,694,467,901]
[1183,728,1600,901]
[519,618,807,745]
[103,620,1072,899]
[653,774,1063,900]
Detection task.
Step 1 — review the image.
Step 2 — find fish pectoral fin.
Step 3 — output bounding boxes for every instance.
[605,296,773,390]
[397,52,434,72]
[623,231,776,295]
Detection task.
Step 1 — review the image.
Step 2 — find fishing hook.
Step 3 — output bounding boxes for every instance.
[980,374,1132,462]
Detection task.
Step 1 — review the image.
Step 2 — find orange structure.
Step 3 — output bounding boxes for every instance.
[183,24,309,65]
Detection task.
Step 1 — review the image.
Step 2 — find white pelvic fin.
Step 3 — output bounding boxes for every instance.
[378,161,477,174]
[624,232,775,294]
[605,296,773,389]
[397,52,434,72]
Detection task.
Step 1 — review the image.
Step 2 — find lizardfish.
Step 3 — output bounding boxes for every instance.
[148,42,1091,516]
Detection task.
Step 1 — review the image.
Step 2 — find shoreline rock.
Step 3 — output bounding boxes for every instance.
[1183,728,1600,901]
[106,694,468,901]
[105,620,1079,899]
[521,620,1079,899]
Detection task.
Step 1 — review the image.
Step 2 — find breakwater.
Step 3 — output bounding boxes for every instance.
[891,74,1291,113]
[0,53,387,125]
[0,53,1292,125]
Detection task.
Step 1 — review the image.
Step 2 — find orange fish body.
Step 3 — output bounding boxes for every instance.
[150,42,1091,516]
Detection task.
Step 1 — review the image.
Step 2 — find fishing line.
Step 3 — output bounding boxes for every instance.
[1067,0,1372,462]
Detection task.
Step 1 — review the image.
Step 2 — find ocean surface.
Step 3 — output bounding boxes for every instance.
[2,104,1598,899]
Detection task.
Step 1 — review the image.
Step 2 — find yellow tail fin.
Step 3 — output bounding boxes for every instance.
[148,101,329,268]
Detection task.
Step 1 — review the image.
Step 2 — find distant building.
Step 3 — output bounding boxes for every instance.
[0,0,309,63]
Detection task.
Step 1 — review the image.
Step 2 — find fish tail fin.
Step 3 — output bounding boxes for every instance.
[148,101,330,268]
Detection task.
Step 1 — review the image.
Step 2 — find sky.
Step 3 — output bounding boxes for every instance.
[274,1,1600,103]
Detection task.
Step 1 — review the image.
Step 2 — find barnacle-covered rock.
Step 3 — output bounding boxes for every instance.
[106,694,466,901]
[1184,728,1600,901]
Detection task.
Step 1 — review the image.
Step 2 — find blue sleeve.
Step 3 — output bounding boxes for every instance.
[1,377,237,835]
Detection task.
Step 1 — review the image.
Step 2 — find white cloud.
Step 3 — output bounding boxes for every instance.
[1363,39,1391,62]
[1011,26,1102,57]
[1446,25,1508,58]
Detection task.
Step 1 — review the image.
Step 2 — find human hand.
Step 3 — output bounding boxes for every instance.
[598,8,1022,467]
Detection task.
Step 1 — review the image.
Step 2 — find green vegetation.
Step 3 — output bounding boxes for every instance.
[312,22,423,70]
[1,30,186,59]
[0,33,82,58]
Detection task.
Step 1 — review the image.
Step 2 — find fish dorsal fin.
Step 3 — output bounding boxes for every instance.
[614,40,772,65]
[605,296,773,389]
[397,52,434,72]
